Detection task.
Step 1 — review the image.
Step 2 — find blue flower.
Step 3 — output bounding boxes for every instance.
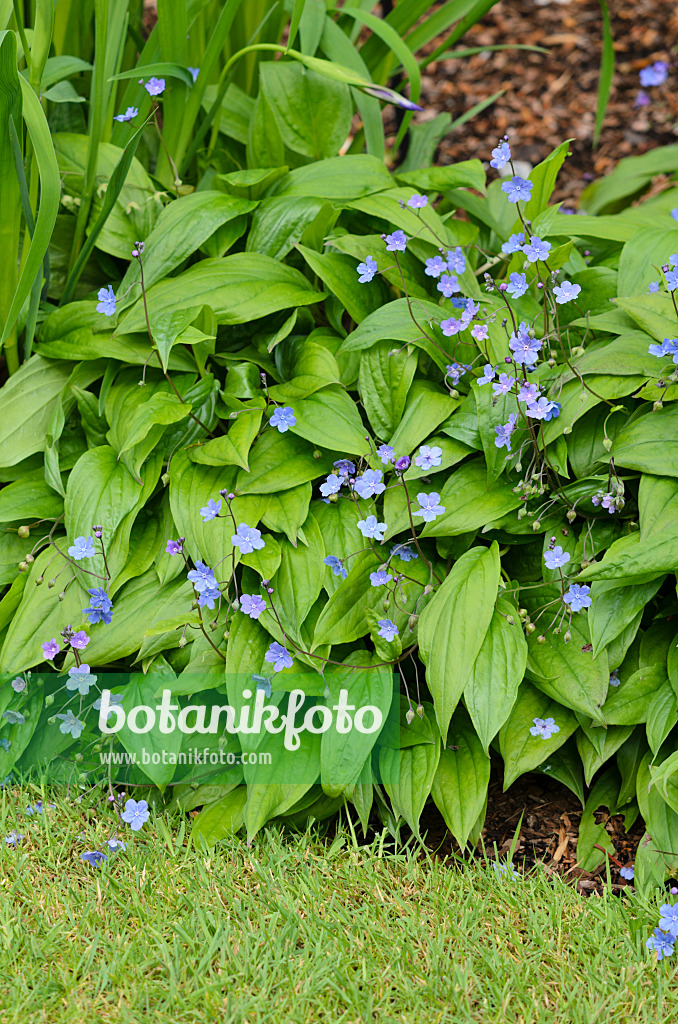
[461,298,479,323]
[501,176,533,203]
[231,524,265,554]
[390,543,417,562]
[544,401,561,421]
[83,587,113,625]
[200,498,222,522]
[553,280,581,304]
[0,739,9,752]
[3,710,25,725]
[187,560,216,592]
[446,247,466,275]
[240,594,267,619]
[376,444,396,465]
[197,585,221,610]
[334,460,355,477]
[113,106,138,122]
[509,323,542,366]
[320,474,343,497]
[563,584,592,612]
[664,268,678,291]
[354,470,385,499]
[647,928,675,960]
[501,232,525,254]
[42,638,60,659]
[384,230,407,252]
[361,84,422,111]
[4,830,24,845]
[413,492,445,523]
[357,516,386,541]
[526,397,553,420]
[445,362,469,385]
[440,316,464,336]
[518,381,540,403]
[357,255,378,283]
[265,642,293,672]
[106,838,127,852]
[121,798,150,831]
[506,272,528,298]
[10,677,25,693]
[56,710,85,738]
[659,904,678,937]
[424,254,447,278]
[471,324,489,342]
[370,570,393,587]
[477,364,497,386]
[68,536,96,560]
[144,76,165,96]
[649,338,678,360]
[544,546,571,570]
[188,66,200,83]
[619,865,634,881]
[492,373,515,397]
[67,665,96,696]
[407,193,428,209]
[96,286,117,317]
[495,414,518,451]
[165,538,183,555]
[529,717,559,739]
[639,61,668,87]
[492,861,520,878]
[270,406,296,432]
[324,555,347,580]
[377,619,399,641]
[414,445,443,470]
[437,273,460,297]
[522,236,551,263]
[490,140,511,169]
[93,693,123,721]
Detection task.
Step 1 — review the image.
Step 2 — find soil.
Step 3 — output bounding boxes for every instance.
[416,0,678,203]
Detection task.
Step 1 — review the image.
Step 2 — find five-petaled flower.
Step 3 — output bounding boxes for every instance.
[113,106,138,123]
[506,272,528,298]
[144,77,165,96]
[490,140,511,169]
[81,850,108,868]
[354,470,385,499]
[231,524,265,554]
[390,543,417,562]
[378,619,399,641]
[270,407,296,432]
[425,254,447,278]
[407,193,428,209]
[639,61,668,87]
[56,710,85,738]
[69,630,90,650]
[96,285,117,317]
[67,665,96,696]
[495,414,518,451]
[165,538,183,556]
[563,584,592,611]
[544,546,571,570]
[3,710,25,725]
[376,444,396,465]
[370,570,393,587]
[529,717,559,739]
[384,230,407,252]
[501,232,525,254]
[357,256,378,283]
[522,236,551,263]
[187,561,217,592]
[69,536,96,560]
[121,798,150,831]
[437,273,460,297]
[501,176,533,203]
[509,323,542,366]
[553,281,581,304]
[413,492,445,523]
[42,638,60,659]
[200,498,222,522]
[414,445,443,471]
[658,904,678,937]
[477,364,496,386]
[492,373,515,397]
[265,642,293,672]
[240,594,267,619]
[447,247,466,275]
[357,515,386,541]
[619,865,634,881]
[320,473,343,497]
[647,928,675,960]
[324,555,347,579]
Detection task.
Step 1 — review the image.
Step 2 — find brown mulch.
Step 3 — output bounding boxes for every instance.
[415,0,678,203]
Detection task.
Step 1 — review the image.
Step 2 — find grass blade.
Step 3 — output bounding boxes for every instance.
[593,0,614,149]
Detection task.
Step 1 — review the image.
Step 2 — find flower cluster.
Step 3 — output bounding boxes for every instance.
[647,901,678,960]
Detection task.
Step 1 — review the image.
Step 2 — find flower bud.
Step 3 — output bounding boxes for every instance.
[17,524,30,539]
[47,715,57,725]
[416,704,424,718]
[58,591,66,601]
[602,437,612,451]
[18,561,28,572]
[564,630,571,643]
[25,553,34,564]
[532,520,541,531]
[654,401,664,411]
[45,694,55,707]
[408,614,418,633]
[526,622,536,634]
[566,509,577,522]
[537,634,546,644]
[406,708,415,725]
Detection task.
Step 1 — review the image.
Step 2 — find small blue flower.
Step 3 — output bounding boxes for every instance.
[619,865,634,881]
[377,619,399,641]
[501,232,525,254]
[413,492,445,523]
[477,364,497,386]
[188,67,199,83]
[553,280,581,304]
[649,338,678,360]
[471,324,489,342]
[445,362,469,385]
[357,255,378,283]
[370,570,393,587]
[200,498,222,522]
[187,560,216,592]
[334,460,355,477]
[492,861,520,878]
[93,693,124,721]
[3,710,25,725]
[440,316,464,336]
[0,739,9,752]
[544,546,571,570]
[67,665,96,696]
[83,587,113,625]
[492,373,515,397]
[407,193,428,209]
[522,236,551,263]
[506,272,528,298]
[376,444,396,465]
[56,710,85,738]
[639,61,668,87]
[414,445,443,470]
[437,273,460,297]
[121,798,150,831]
[501,176,533,203]
[529,717,559,739]
[113,106,138,123]
[543,401,561,421]
[563,584,592,612]
[384,230,407,252]
[144,76,165,96]
[390,543,417,562]
[197,585,221,610]
[96,286,117,317]
[526,397,553,420]
[4,830,24,845]
[231,524,265,554]
[425,254,448,278]
[68,536,96,560]
[357,516,386,541]
[320,474,343,497]
[495,414,518,451]
[509,323,542,366]
[659,904,678,937]
[518,381,540,403]
[240,594,267,619]
[665,268,678,291]
[265,642,293,672]
[106,838,127,852]
[270,406,296,432]
[648,281,659,293]
[324,555,347,580]
[647,928,675,960]
[446,247,466,275]
[354,469,385,500]
[490,140,511,169]
[42,639,60,659]
[165,538,183,556]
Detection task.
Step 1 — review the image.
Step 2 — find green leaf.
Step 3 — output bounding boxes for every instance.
[610,406,678,477]
[312,550,385,648]
[418,544,500,742]
[576,769,620,872]
[578,530,678,582]
[0,475,63,523]
[236,429,332,495]
[358,342,417,438]
[520,140,572,225]
[0,356,73,467]
[646,681,678,755]
[499,683,578,789]
[289,386,370,455]
[272,154,392,200]
[589,577,665,655]
[388,381,458,455]
[421,460,522,538]
[576,723,634,786]
[260,61,352,160]
[602,664,667,725]
[297,244,383,324]
[189,408,263,472]
[431,707,490,848]
[260,483,312,546]
[379,738,440,837]
[117,674,184,790]
[247,196,330,261]
[527,617,608,724]
[192,787,248,846]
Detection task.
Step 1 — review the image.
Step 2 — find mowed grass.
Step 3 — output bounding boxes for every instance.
[0,786,675,1024]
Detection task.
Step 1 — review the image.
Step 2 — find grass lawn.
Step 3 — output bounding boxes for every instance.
[0,786,675,1023]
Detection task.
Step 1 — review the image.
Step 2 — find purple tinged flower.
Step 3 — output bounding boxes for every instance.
[270,406,296,432]
[445,362,468,385]
[649,338,678,359]
[490,140,511,169]
[113,106,138,123]
[144,77,165,96]
[407,193,428,209]
[647,929,675,960]
[601,493,618,514]
[357,255,378,283]
[492,861,520,878]
[10,677,25,693]
[639,61,668,87]
[4,831,24,846]
[69,630,90,651]
[357,516,386,541]
[563,584,592,612]
[619,865,634,881]
[320,474,343,497]
[440,316,464,336]
[664,268,678,291]
[522,236,551,263]
[240,594,267,619]
[553,280,581,304]
[165,538,183,556]
[67,665,96,696]
[544,546,571,570]
[501,232,525,254]
[506,272,528,298]
[509,324,542,366]
[526,397,553,420]
[3,710,24,725]
[121,798,150,831]
[188,67,199,83]
[414,445,443,470]
[376,444,396,465]
[461,297,479,322]
[424,255,447,278]
[361,84,422,111]
[370,570,393,587]
[56,709,85,738]
[544,401,561,421]
[187,560,216,592]
[265,642,293,672]
[501,176,533,203]
[324,555,347,580]
[231,523,265,554]
[659,904,678,937]
[394,456,410,472]
[200,498,222,522]
[390,543,417,562]
[495,414,518,451]
[106,838,127,852]
[518,381,540,403]
[634,90,650,107]
[96,285,117,317]
[529,717,560,739]
[42,639,60,659]
[81,850,108,867]
[413,492,445,523]
[477,364,497,386]
[83,587,113,625]
[68,536,96,560]
[197,585,221,610]
[447,247,466,275]
[384,230,407,252]
[378,619,399,641]
[354,469,385,499]
[492,373,515,396]
[334,459,355,477]
[93,692,123,720]
[437,273,460,298]
[471,324,489,342]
